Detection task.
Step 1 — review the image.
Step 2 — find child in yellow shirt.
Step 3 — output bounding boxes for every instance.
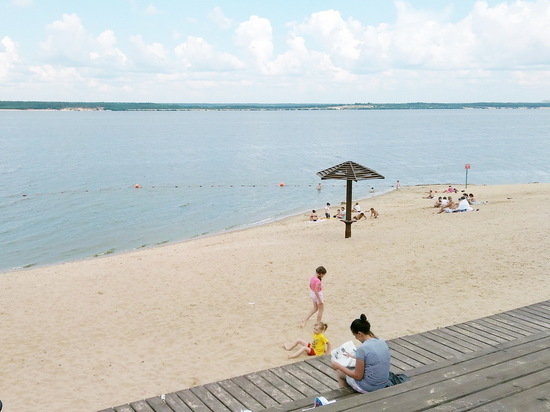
[284,322,331,359]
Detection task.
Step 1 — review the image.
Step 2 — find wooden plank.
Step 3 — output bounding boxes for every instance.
[241,373,294,404]
[113,406,136,412]
[496,313,546,333]
[485,313,542,335]
[203,382,247,411]
[305,357,338,378]
[407,331,550,378]
[428,368,550,411]
[128,400,155,412]
[145,397,174,412]
[429,327,489,350]
[472,317,529,338]
[446,324,503,346]
[228,375,280,408]
[478,317,532,337]
[399,333,464,358]
[389,338,447,363]
[337,340,550,411]
[162,393,193,412]
[386,344,426,369]
[517,305,550,320]
[467,381,550,411]
[188,386,230,411]
[256,369,306,401]
[269,366,319,397]
[465,320,517,342]
[293,361,338,390]
[505,310,550,329]
[174,389,211,411]
[423,331,476,354]
[264,388,354,412]
[281,363,334,393]
[388,340,441,366]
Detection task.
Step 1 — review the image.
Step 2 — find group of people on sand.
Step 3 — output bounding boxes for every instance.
[283,266,393,393]
[310,202,379,221]
[434,192,479,214]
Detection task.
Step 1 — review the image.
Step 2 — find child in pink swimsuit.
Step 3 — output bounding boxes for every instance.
[301,266,327,328]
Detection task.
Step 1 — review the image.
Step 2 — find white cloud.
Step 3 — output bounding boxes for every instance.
[174,36,243,71]
[0,36,21,80]
[11,0,33,7]
[28,64,82,82]
[208,7,233,29]
[145,4,160,16]
[129,35,168,66]
[234,16,273,71]
[39,13,128,70]
[296,9,363,62]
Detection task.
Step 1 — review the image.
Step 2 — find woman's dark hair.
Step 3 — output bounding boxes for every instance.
[350,314,375,337]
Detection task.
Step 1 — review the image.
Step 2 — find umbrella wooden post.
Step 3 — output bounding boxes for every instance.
[316,161,385,239]
[344,179,353,238]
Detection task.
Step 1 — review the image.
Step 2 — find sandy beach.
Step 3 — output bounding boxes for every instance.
[1,183,549,411]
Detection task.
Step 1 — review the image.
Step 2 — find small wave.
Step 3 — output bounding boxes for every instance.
[93,248,116,257]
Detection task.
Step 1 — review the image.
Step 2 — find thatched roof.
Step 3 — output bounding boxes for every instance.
[316,161,385,181]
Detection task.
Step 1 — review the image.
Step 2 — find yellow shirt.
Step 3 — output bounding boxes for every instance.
[311,333,329,356]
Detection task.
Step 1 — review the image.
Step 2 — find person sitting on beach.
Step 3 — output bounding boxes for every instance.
[370,208,379,218]
[333,208,343,218]
[453,196,476,212]
[284,321,331,359]
[438,196,457,214]
[433,197,443,208]
[440,196,449,208]
[446,185,454,193]
[353,202,361,213]
[331,314,391,392]
[353,212,367,221]
[310,210,318,221]
[423,190,434,199]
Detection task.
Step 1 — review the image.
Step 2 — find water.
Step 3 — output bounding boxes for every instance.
[1,109,549,272]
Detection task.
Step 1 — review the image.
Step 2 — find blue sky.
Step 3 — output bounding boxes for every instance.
[1,0,549,103]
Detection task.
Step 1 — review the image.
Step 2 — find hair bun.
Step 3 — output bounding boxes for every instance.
[360,314,368,322]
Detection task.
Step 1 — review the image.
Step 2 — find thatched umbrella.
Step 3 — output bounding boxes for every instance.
[317,161,385,238]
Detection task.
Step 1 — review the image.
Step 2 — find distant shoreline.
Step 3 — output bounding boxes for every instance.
[1,101,550,111]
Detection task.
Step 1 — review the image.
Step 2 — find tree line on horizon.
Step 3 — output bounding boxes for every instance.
[1,101,549,111]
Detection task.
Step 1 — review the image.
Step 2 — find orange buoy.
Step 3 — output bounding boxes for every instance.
[134,184,140,188]
[279,182,285,187]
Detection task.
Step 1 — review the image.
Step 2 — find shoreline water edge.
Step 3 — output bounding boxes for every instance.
[1,182,549,411]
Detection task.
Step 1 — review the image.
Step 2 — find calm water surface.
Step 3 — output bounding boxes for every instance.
[1,109,548,272]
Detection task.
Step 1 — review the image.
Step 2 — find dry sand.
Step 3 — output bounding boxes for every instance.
[1,183,549,411]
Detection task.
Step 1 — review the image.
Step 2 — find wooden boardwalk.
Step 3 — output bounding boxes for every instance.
[99,300,550,412]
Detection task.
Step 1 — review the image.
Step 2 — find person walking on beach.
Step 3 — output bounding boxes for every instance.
[284,321,331,359]
[302,266,327,328]
[324,203,331,219]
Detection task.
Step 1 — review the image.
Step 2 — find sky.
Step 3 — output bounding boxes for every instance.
[1,0,549,103]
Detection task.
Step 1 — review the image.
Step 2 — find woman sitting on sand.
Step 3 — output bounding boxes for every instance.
[331,314,391,392]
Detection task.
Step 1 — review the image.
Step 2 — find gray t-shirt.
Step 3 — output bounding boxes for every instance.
[352,338,391,391]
